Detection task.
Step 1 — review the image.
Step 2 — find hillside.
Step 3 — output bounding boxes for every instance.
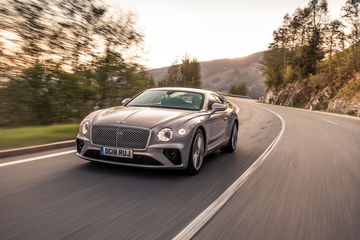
[147,52,265,98]
[262,43,360,117]
[260,0,360,117]
[263,71,360,116]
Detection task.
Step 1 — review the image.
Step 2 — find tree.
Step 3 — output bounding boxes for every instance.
[162,55,201,88]
[296,7,312,47]
[161,59,182,87]
[51,70,97,123]
[324,20,345,71]
[0,64,97,126]
[180,55,201,88]
[0,0,154,126]
[1,65,56,125]
[261,48,292,88]
[299,0,328,76]
[342,0,360,45]
[302,27,325,75]
[262,0,331,88]
[0,0,143,75]
[308,0,328,31]
[79,49,154,108]
[342,0,360,71]
[228,83,248,96]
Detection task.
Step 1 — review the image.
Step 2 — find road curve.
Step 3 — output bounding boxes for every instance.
[0,98,359,240]
[195,99,360,240]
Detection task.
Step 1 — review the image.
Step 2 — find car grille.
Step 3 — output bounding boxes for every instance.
[91,125,150,150]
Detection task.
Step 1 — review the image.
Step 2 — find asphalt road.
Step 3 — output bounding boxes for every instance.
[1,98,359,240]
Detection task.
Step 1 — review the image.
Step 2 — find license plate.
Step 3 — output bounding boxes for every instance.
[100,147,133,159]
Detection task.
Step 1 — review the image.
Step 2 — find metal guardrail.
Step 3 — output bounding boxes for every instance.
[216,92,252,99]
[0,140,75,158]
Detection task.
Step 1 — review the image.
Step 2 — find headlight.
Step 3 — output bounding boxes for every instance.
[81,121,90,135]
[158,128,173,142]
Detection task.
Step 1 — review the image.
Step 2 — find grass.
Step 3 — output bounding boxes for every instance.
[0,123,79,150]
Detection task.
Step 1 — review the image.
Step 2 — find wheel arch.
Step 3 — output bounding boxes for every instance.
[189,124,206,149]
[195,125,208,155]
[233,118,239,127]
[197,125,206,144]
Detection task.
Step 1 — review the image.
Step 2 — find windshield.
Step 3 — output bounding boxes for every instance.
[127,90,204,110]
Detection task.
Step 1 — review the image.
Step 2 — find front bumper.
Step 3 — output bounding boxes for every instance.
[76,137,188,169]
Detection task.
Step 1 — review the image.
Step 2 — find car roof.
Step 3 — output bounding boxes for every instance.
[146,87,215,95]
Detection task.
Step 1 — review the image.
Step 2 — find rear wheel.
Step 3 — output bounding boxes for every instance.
[221,122,238,153]
[185,129,205,175]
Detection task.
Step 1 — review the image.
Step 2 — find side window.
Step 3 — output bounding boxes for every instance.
[207,94,223,110]
[215,95,224,104]
[217,95,225,104]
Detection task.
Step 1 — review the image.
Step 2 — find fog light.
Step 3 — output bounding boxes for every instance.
[178,128,187,136]
[163,149,182,165]
[76,139,84,153]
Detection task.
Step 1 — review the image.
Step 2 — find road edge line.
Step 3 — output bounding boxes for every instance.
[0,150,76,168]
[257,102,360,121]
[172,107,286,240]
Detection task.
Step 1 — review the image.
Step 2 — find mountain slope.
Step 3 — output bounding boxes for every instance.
[147,52,265,98]
[261,42,360,117]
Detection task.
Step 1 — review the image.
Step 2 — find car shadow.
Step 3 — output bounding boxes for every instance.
[74,149,237,180]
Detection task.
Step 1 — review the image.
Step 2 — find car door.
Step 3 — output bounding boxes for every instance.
[206,94,227,148]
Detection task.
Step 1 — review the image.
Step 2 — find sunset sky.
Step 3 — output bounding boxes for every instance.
[110,0,343,69]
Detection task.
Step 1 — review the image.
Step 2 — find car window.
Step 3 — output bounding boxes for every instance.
[215,95,224,104]
[127,90,204,110]
[207,94,223,110]
[218,94,226,103]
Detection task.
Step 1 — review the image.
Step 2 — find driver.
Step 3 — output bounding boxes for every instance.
[192,95,201,109]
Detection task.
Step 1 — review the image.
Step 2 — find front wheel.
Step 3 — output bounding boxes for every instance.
[221,122,238,153]
[185,129,205,175]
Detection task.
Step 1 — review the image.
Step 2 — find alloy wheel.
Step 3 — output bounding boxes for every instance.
[192,134,204,170]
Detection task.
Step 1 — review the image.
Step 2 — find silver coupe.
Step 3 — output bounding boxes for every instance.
[76,87,239,174]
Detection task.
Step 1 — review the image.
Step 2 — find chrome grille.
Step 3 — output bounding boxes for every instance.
[91,125,150,150]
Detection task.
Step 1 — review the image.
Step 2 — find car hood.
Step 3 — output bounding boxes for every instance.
[92,106,196,129]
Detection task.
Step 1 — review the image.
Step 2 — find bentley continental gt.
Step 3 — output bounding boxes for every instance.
[76,87,239,174]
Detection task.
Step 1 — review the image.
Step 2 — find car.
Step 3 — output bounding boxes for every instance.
[76,87,239,174]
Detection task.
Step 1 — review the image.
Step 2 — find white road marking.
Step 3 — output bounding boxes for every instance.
[173,107,286,240]
[323,119,339,126]
[0,150,76,168]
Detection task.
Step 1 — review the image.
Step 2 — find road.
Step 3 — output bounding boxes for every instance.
[1,98,360,240]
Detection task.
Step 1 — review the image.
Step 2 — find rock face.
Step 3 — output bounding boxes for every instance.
[328,73,360,116]
[328,99,360,116]
[263,73,360,117]
[306,86,337,110]
[263,79,312,107]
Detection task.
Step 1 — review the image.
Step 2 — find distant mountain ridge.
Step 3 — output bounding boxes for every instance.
[147,52,265,99]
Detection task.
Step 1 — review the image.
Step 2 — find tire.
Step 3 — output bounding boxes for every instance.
[185,129,205,175]
[221,122,238,153]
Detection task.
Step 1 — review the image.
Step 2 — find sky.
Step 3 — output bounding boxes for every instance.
[108,0,344,69]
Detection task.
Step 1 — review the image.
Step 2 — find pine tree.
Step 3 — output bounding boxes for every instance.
[162,55,201,88]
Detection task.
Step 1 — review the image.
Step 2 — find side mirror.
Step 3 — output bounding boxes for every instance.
[212,103,226,112]
[121,98,131,106]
